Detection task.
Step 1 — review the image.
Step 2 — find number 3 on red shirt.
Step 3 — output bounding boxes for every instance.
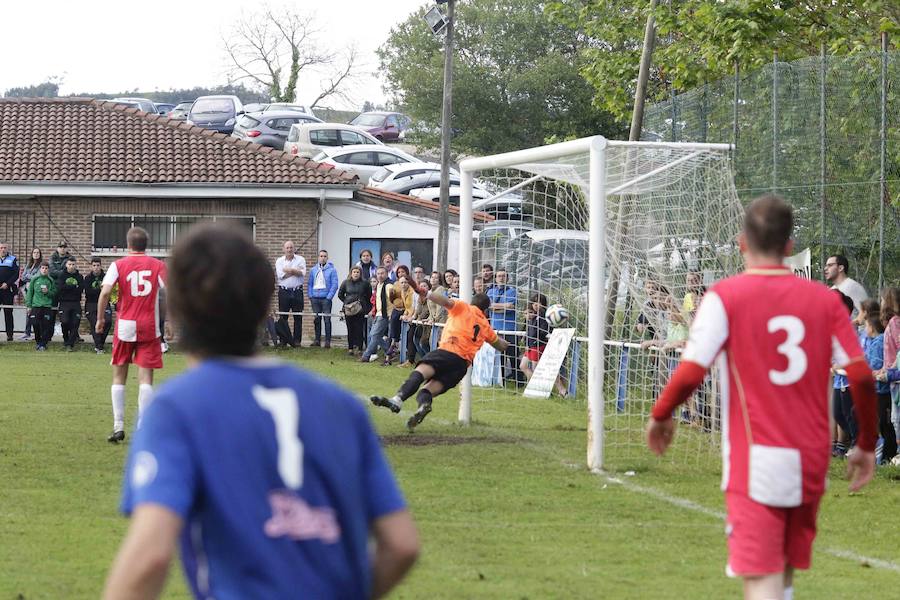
[767,316,808,386]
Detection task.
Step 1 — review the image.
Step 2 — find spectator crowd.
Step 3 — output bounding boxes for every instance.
[2,239,898,465]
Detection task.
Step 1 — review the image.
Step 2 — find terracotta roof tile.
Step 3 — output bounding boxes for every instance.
[0,97,359,187]
[359,187,493,223]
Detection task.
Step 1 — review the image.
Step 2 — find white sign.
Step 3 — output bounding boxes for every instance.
[523,328,576,399]
[783,248,811,279]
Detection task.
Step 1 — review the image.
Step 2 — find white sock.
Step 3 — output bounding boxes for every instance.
[111,384,126,432]
[784,586,793,600]
[137,384,154,429]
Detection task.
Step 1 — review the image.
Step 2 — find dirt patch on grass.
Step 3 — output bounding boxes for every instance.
[381,434,514,447]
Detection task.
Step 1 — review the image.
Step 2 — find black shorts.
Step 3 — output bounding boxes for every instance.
[418,349,470,390]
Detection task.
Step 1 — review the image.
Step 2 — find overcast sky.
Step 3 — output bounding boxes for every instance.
[2,0,427,109]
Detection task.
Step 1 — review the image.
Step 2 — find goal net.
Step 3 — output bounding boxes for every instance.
[457,137,744,471]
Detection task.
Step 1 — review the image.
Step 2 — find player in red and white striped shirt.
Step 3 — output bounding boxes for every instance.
[96,227,167,444]
[647,196,877,600]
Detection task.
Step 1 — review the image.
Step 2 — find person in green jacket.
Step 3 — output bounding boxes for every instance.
[24,261,56,350]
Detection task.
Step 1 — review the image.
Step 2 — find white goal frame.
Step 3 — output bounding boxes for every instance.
[457,136,732,471]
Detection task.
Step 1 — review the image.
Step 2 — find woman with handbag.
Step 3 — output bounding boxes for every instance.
[338,266,372,356]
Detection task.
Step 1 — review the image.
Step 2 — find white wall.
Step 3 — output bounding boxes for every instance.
[318,200,463,336]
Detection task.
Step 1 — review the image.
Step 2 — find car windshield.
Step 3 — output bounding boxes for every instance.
[273,104,309,113]
[238,115,260,128]
[351,114,385,127]
[192,99,233,114]
[370,168,390,183]
[175,103,192,110]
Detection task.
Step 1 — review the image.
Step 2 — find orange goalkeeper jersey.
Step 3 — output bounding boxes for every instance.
[439,299,499,363]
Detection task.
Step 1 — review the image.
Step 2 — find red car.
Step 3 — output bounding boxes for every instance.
[349,111,411,142]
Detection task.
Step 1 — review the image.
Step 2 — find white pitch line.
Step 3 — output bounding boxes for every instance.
[601,473,900,573]
[374,408,900,573]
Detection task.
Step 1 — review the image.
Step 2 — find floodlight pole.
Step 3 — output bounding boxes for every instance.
[436,0,455,272]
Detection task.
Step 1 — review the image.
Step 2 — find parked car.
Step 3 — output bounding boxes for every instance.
[167,101,192,120]
[284,123,382,158]
[244,102,317,119]
[155,103,175,115]
[349,111,411,142]
[369,162,457,187]
[187,95,244,134]
[109,97,157,113]
[232,111,322,150]
[312,145,418,184]
[408,185,491,206]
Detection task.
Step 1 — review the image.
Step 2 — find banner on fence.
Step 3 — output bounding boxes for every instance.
[523,328,575,399]
[783,247,811,279]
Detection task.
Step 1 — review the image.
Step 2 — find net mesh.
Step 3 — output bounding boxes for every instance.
[643,50,900,290]
[469,142,744,471]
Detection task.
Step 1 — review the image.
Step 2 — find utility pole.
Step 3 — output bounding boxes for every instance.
[605,0,658,341]
[436,0,455,272]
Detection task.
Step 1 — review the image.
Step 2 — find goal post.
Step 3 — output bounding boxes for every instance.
[458,136,740,471]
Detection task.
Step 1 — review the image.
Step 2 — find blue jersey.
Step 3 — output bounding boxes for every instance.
[121,359,406,599]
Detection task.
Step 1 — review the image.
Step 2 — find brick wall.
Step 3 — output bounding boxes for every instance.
[0,194,322,340]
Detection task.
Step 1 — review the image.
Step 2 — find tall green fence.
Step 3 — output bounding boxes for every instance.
[642,48,900,293]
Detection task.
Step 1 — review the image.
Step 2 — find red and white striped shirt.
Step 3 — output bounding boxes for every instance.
[102,253,167,342]
[676,266,864,504]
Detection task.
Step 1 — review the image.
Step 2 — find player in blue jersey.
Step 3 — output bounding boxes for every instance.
[103,223,419,599]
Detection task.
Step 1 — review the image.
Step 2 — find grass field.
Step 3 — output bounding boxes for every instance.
[2,343,899,599]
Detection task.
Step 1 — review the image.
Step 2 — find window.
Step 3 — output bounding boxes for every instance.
[350,238,434,273]
[343,152,376,165]
[350,114,386,128]
[386,115,399,128]
[376,152,408,166]
[310,129,340,147]
[191,98,234,114]
[93,215,255,253]
[339,130,365,145]
[238,115,261,129]
[266,117,306,131]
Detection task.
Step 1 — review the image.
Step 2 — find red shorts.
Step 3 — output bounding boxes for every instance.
[725,492,820,576]
[111,337,163,369]
[524,345,545,362]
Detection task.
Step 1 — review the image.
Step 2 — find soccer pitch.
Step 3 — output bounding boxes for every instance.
[2,344,898,598]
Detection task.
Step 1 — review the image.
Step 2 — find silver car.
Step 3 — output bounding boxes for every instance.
[232,111,323,150]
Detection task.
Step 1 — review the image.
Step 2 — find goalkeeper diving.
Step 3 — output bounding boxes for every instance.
[370,282,510,431]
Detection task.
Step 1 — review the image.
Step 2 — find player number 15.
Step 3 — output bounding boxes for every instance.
[767,315,807,386]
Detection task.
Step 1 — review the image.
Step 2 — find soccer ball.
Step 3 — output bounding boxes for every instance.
[546,304,570,328]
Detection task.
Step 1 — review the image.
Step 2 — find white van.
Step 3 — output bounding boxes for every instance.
[284,123,382,158]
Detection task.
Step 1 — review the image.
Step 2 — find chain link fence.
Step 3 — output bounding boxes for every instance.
[643,48,900,293]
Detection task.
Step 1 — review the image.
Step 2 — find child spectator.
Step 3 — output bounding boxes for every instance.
[24,261,55,351]
[831,290,856,456]
[880,287,900,457]
[862,308,896,464]
[17,248,42,340]
[519,292,566,396]
[56,257,85,351]
[84,257,112,353]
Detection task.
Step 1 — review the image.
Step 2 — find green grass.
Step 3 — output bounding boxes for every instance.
[1,343,898,598]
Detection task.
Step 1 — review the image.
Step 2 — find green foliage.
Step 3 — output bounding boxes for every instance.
[548,0,900,121]
[377,0,624,155]
[59,83,267,105]
[4,77,62,98]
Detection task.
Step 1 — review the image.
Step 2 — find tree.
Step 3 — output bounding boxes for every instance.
[4,77,62,98]
[362,100,375,112]
[548,0,900,121]
[377,0,623,155]
[223,6,361,107]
